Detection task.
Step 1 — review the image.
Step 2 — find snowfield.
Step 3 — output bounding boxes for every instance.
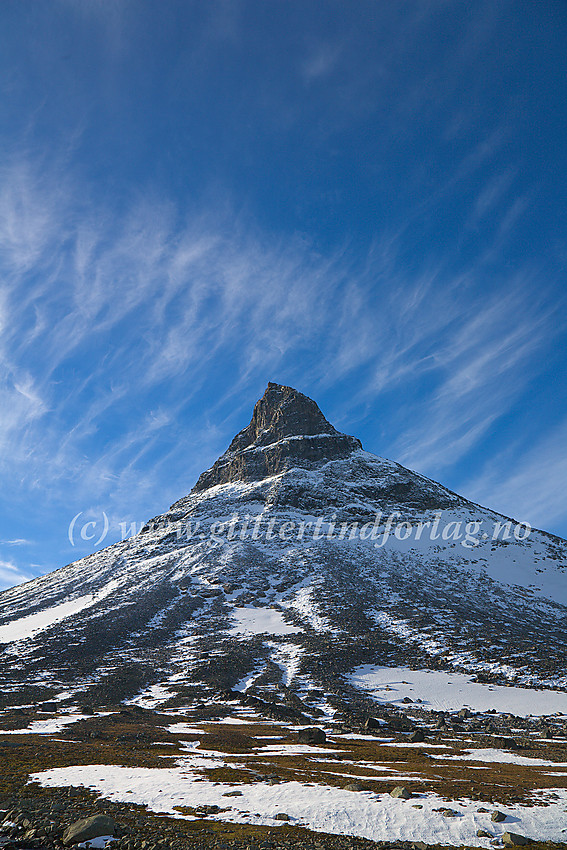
[428,748,567,767]
[351,665,567,716]
[31,764,567,847]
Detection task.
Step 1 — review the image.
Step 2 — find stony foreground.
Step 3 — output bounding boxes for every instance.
[2,696,567,850]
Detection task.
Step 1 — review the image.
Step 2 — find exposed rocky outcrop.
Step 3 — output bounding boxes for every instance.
[192,382,361,492]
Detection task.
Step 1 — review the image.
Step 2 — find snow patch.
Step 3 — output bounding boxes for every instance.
[0,580,121,644]
[228,607,300,636]
[351,665,567,716]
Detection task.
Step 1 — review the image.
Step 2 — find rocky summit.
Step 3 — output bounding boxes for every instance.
[192,382,362,492]
[1,384,567,849]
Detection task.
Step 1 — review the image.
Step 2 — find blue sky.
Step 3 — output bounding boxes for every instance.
[1,0,566,589]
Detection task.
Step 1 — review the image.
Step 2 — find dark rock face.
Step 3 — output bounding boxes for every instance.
[192,382,362,492]
[297,726,326,744]
[229,382,338,447]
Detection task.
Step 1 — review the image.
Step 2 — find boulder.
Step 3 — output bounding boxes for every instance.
[502,832,530,846]
[388,717,413,732]
[542,728,554,739]
[390,786,412,800]
[409,729,425,743]
[63,815,116,846]
[297,727,326,744]
[496,737,519,750]
[492,811,507,822]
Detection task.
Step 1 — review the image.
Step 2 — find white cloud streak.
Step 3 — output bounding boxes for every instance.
[0,559,33,591]
[463,417,567,530]
[0,146,564,574]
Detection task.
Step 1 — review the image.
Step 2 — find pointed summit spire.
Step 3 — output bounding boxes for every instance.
[192,382,361,492]
[227,382,338,453]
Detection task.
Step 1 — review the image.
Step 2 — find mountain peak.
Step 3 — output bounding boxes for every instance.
[228,382,338,451]
[192,382,361,492]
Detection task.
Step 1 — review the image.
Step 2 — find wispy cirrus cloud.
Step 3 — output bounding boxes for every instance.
[0,539,31,546]
[463,416,567,531]
[0,156,350,500]
[0,141,565,579]
[386,281,563,473]
[0,559,32,590]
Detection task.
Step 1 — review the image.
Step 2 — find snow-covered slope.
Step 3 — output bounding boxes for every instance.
[1,382,566,713]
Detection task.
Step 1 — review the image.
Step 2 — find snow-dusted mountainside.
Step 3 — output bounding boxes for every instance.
[1,382,567,713]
